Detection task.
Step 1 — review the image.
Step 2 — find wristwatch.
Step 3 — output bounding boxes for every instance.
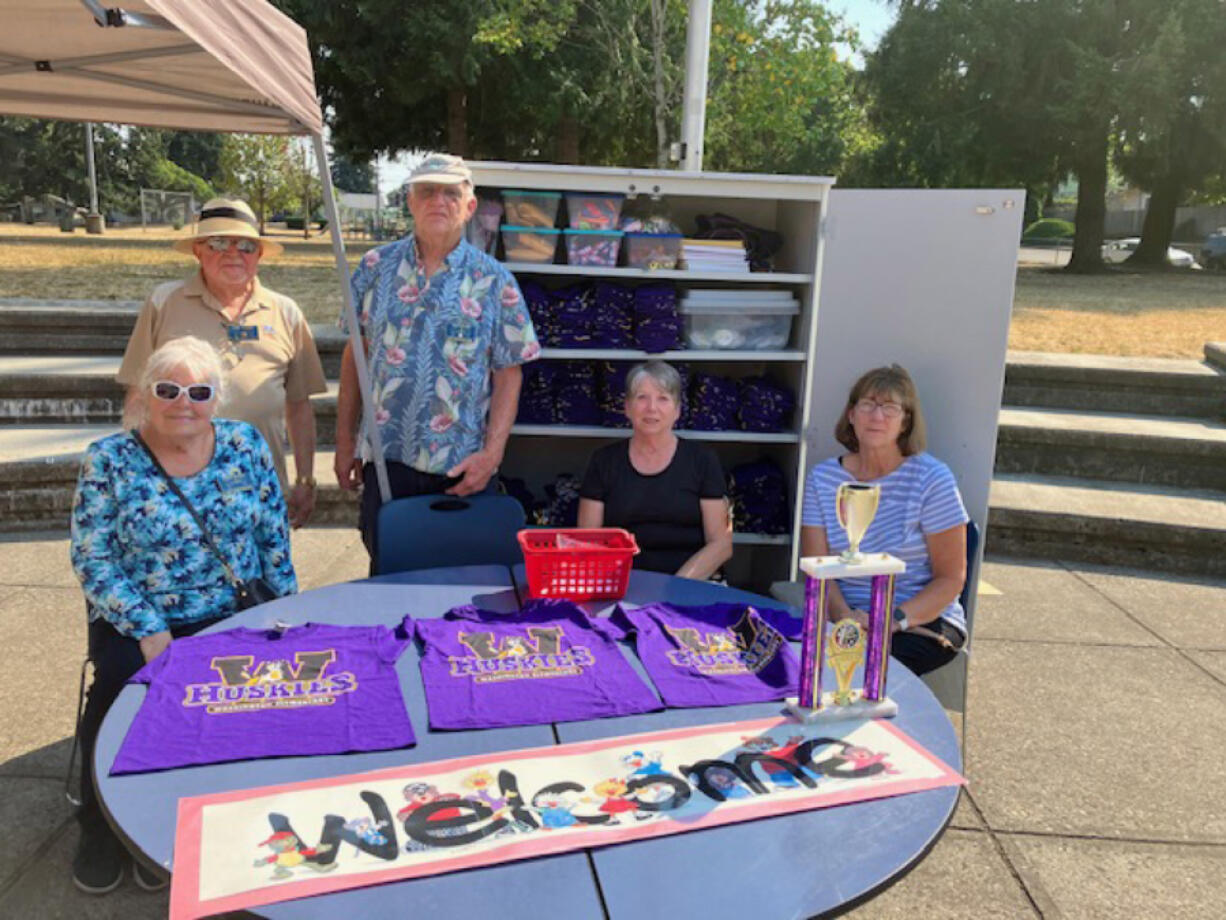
[892,607,909,632]
[294,475,317,489]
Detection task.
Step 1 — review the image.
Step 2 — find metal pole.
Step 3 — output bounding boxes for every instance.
[311,132,392,503]
[85,122,99,212]
[680,0,712,172]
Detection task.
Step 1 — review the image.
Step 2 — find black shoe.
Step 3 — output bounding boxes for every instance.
[132,859,169,892]
[72,828,123,895]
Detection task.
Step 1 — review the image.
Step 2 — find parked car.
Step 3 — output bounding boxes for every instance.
[1201,228,1226,270]
[1101,237,1198,268]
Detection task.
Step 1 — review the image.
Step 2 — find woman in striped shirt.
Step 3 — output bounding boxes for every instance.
[801,364,968,676]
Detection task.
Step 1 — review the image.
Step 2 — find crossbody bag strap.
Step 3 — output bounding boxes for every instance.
[130,429,244,590]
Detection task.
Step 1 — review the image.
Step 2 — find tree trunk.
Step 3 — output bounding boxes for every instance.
[556,116,580,165]
[1127,172,1181,267]
[1066,128,1109,273]
[447,88,468,157]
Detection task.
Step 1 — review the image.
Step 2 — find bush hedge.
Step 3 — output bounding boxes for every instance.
[1023,218,1074,240]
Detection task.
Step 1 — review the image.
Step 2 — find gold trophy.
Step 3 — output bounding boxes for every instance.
[836,482,880,563]
[827,619,865,705]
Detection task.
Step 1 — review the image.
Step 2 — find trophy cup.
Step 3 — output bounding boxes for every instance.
[785,483,903,723]
[835,482,880,563]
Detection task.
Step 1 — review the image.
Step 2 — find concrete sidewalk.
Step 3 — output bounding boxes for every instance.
[0,529,1223,918]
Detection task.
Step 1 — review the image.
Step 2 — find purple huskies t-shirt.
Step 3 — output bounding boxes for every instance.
[413,599,661,730]
[611,602,803,708]
[111,622,415,775]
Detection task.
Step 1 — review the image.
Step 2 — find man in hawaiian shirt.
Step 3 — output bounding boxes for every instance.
[334,154,540,564]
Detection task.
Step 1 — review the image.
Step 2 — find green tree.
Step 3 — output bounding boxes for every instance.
[284,138,323,238]
[276,0,576,158]
[331,153,375,193]
[218,134,291,233]
[703,0,862,175]
[859,1,1166,273]
[165,131,225,186]
[147,158,215,203]
[1114,0,1226,266]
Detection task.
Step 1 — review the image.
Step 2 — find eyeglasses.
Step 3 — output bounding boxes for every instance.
[411,184,465,203]
[854,398,905,419]
[152,380,216,403]
[204,236,260,255]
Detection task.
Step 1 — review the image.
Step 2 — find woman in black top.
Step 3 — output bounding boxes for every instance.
[578,360,732,577]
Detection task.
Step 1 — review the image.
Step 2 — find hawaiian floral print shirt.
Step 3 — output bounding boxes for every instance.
[344,234,540,474]
[70,420,297,639]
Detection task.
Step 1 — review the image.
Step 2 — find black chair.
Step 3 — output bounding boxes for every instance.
[374,494,526,575]
[921,519,981,714]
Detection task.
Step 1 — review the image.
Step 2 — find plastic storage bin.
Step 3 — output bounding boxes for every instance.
[501,225,560,263]
[624,232,683,270]
[564,229,623,267]
[501,190,561,228]
[565,192,625,230]
[518,528,640,601]
[679,291,800,349]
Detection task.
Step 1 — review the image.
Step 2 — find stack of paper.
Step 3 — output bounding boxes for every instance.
[681,238,750,273]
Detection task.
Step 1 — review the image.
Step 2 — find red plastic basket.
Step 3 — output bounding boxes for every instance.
[517,528,640,602]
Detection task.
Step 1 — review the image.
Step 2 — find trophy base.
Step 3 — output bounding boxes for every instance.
[784,695,899,724]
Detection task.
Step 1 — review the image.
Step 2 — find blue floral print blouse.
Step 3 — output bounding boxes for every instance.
[343,234,540,474]
[70,420,297,639]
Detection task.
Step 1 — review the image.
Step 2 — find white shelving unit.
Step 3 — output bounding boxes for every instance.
[469,160,834,590]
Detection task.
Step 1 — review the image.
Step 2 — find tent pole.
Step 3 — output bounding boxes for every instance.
[311,132,391,504]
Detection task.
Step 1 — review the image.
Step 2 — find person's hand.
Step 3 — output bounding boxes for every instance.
[445,449,500,496]
[139,630,172,663]
[287,481,316,529]
[333,442,363,491]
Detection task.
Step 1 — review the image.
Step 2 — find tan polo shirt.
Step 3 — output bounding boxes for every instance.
[117,272,328,485]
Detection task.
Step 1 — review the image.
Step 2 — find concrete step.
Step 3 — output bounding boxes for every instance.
[996,406,1226,492]
[1004,350,1225,420]
[0,427,358,531]
[0,300,349,374]
[4,424,1221,580]
[987,474,1226,579]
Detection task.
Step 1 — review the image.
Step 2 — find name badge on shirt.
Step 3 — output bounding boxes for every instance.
[442,320,478,340]
[227,324,259,342]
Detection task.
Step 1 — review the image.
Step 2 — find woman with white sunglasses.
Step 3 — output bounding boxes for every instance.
[68,335,297,895]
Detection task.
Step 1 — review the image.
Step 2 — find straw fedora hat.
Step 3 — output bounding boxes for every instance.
[173,197,283,257]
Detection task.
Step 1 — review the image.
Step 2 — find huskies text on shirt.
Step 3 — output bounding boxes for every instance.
[801,452,970,635]
[611,603,803,708]
[111,622,415,774]
[412,599,660,730]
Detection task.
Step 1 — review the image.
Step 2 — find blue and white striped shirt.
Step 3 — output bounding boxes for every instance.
[801,452,969,634]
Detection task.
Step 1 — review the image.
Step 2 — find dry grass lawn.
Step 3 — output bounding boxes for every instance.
[1011,267,1226,358]
[1,226,1224,357]
[0,224,355,321]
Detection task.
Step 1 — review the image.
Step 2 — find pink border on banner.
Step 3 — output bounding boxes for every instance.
[170,716,964,920]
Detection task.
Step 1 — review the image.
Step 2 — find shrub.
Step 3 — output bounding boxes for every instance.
[1023,218,1075,241]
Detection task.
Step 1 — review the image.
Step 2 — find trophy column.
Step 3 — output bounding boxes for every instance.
[786,553,906,724]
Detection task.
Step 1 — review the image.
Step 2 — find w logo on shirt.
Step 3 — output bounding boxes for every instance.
[456,627,563,660]
[210,651,337,686]
[665,609,784,676]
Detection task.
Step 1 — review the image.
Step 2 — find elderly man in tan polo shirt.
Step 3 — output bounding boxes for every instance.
[117,197,328,526]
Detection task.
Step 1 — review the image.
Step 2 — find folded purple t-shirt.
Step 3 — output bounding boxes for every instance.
[412,599,661,730]
[111,622,415,775]
[611,602,803,708]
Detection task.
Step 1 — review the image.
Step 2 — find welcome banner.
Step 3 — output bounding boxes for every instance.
[170,716,963,919]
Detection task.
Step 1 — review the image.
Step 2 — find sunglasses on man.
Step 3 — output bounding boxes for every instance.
[204,236,260,255]
[151,381,216,403]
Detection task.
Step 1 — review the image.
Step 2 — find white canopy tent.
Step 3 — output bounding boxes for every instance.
[0,0,391,499]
